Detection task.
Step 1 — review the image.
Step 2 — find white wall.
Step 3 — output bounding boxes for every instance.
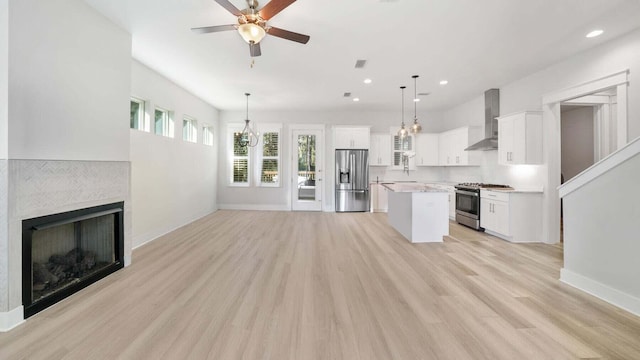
[500,28,640,141]
[7,0,131,161]
[561,150,640,315]
[217,109,445,210]
[561,106,595,180]
[130,60,218,248]
[435,28,640,193]
[0,0,7,159]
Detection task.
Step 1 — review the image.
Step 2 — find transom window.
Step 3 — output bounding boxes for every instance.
[154,107,174,138]
[183,116,198,143]
[130,97,148,131]
[202,126,214,146]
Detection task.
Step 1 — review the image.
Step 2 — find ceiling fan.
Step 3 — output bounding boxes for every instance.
[191,0,310,57]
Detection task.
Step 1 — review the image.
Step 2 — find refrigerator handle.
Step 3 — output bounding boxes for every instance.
[350,153,356,185]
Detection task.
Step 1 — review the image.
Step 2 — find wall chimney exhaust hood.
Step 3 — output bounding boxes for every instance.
[465,89,500,151]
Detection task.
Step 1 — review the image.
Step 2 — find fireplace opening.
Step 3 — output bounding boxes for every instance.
[22,202,124,318]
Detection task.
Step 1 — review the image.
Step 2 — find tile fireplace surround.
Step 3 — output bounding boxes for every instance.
[0,159,131,331]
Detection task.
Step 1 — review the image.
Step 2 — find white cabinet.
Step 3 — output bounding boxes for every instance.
[370,133,391,166]
[415,133,439,166]
[334,126,370,149]
[447,186,456,220]
[426,183,456,220]
[480,191,510,237]
[497,111,543,165]
[480,190,543,242]
[438,126,481,166]
[370,183,389,212]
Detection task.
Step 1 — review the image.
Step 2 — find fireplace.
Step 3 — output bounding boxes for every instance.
[22,202,124,318]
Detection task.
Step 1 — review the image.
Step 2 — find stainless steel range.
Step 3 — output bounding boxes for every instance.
[454,183,512,230]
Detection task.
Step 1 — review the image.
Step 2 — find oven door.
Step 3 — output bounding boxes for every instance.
[455,189,479,218]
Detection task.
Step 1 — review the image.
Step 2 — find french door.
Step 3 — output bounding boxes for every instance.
[291,127,324,211]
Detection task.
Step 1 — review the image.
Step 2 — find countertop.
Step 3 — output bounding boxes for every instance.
[382,183,448,193]
[482,187,544,193]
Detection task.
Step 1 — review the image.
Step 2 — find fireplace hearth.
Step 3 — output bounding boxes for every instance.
[22,202,124,318]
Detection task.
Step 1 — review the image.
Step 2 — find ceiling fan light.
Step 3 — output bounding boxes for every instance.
[238,23,266,44]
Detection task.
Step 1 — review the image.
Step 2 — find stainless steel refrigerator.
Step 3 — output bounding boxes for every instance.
[335,149,369,212]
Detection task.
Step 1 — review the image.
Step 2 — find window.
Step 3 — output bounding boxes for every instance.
[259,131,280,186]
[227,123,281,187]
[130,97,148,131]
[393,133,413,168]
[154,107,174,137]
[183,116,198,143]
[229,125,250,186]
[202,126,214,146]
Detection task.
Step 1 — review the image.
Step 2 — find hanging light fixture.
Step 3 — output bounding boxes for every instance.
[239,93,259,147]
[410,75,422,133]
[397,86,408,139]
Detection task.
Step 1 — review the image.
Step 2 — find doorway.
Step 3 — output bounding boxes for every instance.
[542,70,628,244]
[291,126,324,211]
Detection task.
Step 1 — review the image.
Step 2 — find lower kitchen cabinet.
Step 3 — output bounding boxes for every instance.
[480,190,542,242]
[370,183,389,212]
[425,183,456,220]
[480,191,510,236]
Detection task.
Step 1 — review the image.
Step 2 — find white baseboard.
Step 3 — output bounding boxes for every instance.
[560,268,640,317]
[132,210,217,250]
[217,204,290,211]
[0,306,25,332]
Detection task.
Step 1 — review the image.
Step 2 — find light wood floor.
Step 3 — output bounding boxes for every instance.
[2,210,640,359]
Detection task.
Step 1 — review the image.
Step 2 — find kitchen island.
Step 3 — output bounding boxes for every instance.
[382,183,449,243]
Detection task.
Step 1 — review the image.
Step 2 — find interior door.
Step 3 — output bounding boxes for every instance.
[292,129,323,211]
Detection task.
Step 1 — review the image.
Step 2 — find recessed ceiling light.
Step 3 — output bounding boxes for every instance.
[439,80,448,85]
[364,78,372,84]
[586,29,604,38]
[413,98,420,102]
[353,98,360,102]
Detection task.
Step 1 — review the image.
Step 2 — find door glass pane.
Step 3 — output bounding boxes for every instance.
[297,135,316,201]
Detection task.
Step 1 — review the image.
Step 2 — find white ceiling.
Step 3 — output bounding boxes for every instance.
[84,0,640,112]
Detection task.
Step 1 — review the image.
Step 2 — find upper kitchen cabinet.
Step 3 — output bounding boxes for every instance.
[370,133,391,166]
[498,111,543,165]
[438,126,482,166]
[334,126,370,149]
[415,133,439,166]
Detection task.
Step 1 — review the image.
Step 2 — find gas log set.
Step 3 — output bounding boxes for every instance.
[32,247,105,297]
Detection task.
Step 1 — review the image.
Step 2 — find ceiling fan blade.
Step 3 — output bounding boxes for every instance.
[250,42,262,57]
[214,0,243,16]
[267,26,309,44]
[259,0,296,20]
[191,24,237,34]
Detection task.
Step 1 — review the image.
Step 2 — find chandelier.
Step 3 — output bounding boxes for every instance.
[239,93,259,147]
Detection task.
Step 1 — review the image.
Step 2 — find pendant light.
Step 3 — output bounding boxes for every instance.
[397,86,408,139]
[240,93,259,147]
[410,75,422,134]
